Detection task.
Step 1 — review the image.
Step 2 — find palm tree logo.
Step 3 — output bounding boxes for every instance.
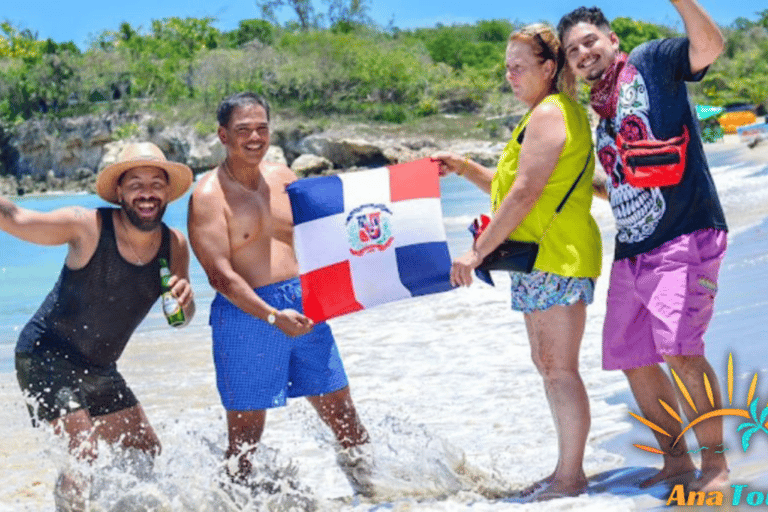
[630,354,768,454]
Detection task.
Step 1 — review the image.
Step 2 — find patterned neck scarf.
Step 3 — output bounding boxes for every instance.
[589,52,628,120]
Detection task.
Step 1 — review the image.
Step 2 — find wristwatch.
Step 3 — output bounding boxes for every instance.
[267,309,277,325]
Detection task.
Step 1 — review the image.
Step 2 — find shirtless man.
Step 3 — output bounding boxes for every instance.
[187,92,373,496]
[6,142,195,502]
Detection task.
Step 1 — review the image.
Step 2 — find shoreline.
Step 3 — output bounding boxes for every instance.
[5,132,767,200]
[705,133,768,166]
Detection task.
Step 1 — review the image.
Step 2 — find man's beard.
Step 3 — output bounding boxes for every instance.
[120,199,167,232]
[587,67,606,83]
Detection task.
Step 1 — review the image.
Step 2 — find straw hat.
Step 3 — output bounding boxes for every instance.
[96,142,193,204]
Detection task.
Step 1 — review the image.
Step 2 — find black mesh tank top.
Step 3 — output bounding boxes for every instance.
[15,208,171,368]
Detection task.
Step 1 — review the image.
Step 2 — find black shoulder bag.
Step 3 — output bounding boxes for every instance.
[472,140,593,286]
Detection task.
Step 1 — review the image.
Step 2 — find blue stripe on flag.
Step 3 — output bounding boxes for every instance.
[395,242,453,296]
[287,175,344,225]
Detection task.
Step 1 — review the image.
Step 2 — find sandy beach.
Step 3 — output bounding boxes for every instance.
[1,134,768,511]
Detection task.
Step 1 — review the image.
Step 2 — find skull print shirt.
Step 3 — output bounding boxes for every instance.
[595,38,727,260]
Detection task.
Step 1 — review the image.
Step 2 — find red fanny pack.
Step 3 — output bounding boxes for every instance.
[616,125,689,188]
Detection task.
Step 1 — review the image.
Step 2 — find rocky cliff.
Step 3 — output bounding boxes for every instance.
[0,113,517,196]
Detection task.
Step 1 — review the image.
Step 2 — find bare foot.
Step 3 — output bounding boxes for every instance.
[640,467,698,489]
[515,479,587,503]
[533,478,587,501]
[688,467,730,492]
[513,474,554,498]
[54,471,91,512]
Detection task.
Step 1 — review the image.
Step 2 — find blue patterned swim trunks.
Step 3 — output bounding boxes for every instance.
[509,270,595,314]
[210,278,349,411]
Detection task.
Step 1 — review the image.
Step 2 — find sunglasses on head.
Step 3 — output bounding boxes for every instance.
[533,33,558,63]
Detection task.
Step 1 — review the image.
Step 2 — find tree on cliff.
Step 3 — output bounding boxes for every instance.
[256,0,321,30]
[255,0,371,31]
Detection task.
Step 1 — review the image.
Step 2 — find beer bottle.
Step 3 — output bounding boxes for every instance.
[159,258,185,327]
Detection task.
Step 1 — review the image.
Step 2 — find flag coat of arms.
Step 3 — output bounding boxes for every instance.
[287,158,453,322]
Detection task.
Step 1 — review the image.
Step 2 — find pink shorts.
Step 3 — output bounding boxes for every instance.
[603,229,727,370]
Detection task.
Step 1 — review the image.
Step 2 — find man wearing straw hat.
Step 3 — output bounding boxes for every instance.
[3,142,195,478]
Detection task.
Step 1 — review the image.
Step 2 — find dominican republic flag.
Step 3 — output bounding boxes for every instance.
[287,158,453,322]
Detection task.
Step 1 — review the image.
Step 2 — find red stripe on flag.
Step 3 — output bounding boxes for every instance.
[388,158,441,202]
[300,261,364,322]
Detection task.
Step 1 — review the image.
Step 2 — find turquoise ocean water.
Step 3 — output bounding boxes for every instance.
[0,173,495,372]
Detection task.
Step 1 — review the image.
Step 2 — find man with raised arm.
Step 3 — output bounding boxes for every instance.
[6,142,195,501]
[187,92,373,496]
[558,2,728,491]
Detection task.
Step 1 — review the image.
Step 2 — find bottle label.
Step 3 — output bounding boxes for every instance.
[162,292,184,326]
[163,294,181,315]
[159,260,184,326]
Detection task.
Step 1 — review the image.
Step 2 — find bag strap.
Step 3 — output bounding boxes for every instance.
[538,148,593,242]
[555,149,592,213]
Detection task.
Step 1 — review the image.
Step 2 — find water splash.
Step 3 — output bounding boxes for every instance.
[47,416,319,512]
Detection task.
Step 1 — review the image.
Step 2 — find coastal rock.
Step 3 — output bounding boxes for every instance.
[0,175,18,196]
[98,141,128,171]
[2,112,509,193]
[298,135,388,168]
[265,145,287,166]
[448,140,507,168]
[291,154,333,176]
[150,126,191,168]
[17,175,35,195]
[381,144,418,164]
[45,170,63,190]
[271,124,324,164]
[380,138,441,163]
[11,114,145,179]
[186,134,225,171]
[401,138,439,151]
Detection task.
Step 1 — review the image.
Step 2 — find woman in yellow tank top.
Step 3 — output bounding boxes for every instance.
[434,24,602,501]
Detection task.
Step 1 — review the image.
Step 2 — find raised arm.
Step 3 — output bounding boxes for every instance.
[0,196,97,268]
[672,0,724,74]
[167,228,196,326]
[0,197,92,245]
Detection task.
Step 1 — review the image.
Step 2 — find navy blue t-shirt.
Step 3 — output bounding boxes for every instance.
[595,38,727,260]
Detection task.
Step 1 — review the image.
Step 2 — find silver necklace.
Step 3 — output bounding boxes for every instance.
[223,158,260,191]
[119,212,157,265]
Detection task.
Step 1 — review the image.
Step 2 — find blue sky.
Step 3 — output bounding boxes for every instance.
[3,0,765,49]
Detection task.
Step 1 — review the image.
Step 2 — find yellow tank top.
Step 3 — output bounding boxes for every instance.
[489,93,602,278]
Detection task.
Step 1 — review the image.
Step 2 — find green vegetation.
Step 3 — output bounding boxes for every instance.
[693,13,768,105]
[111,122,140,141]
[0,9,767,129]
[610,17,678,54]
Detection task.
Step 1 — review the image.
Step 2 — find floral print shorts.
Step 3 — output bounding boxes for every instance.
[509,270,595,313]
